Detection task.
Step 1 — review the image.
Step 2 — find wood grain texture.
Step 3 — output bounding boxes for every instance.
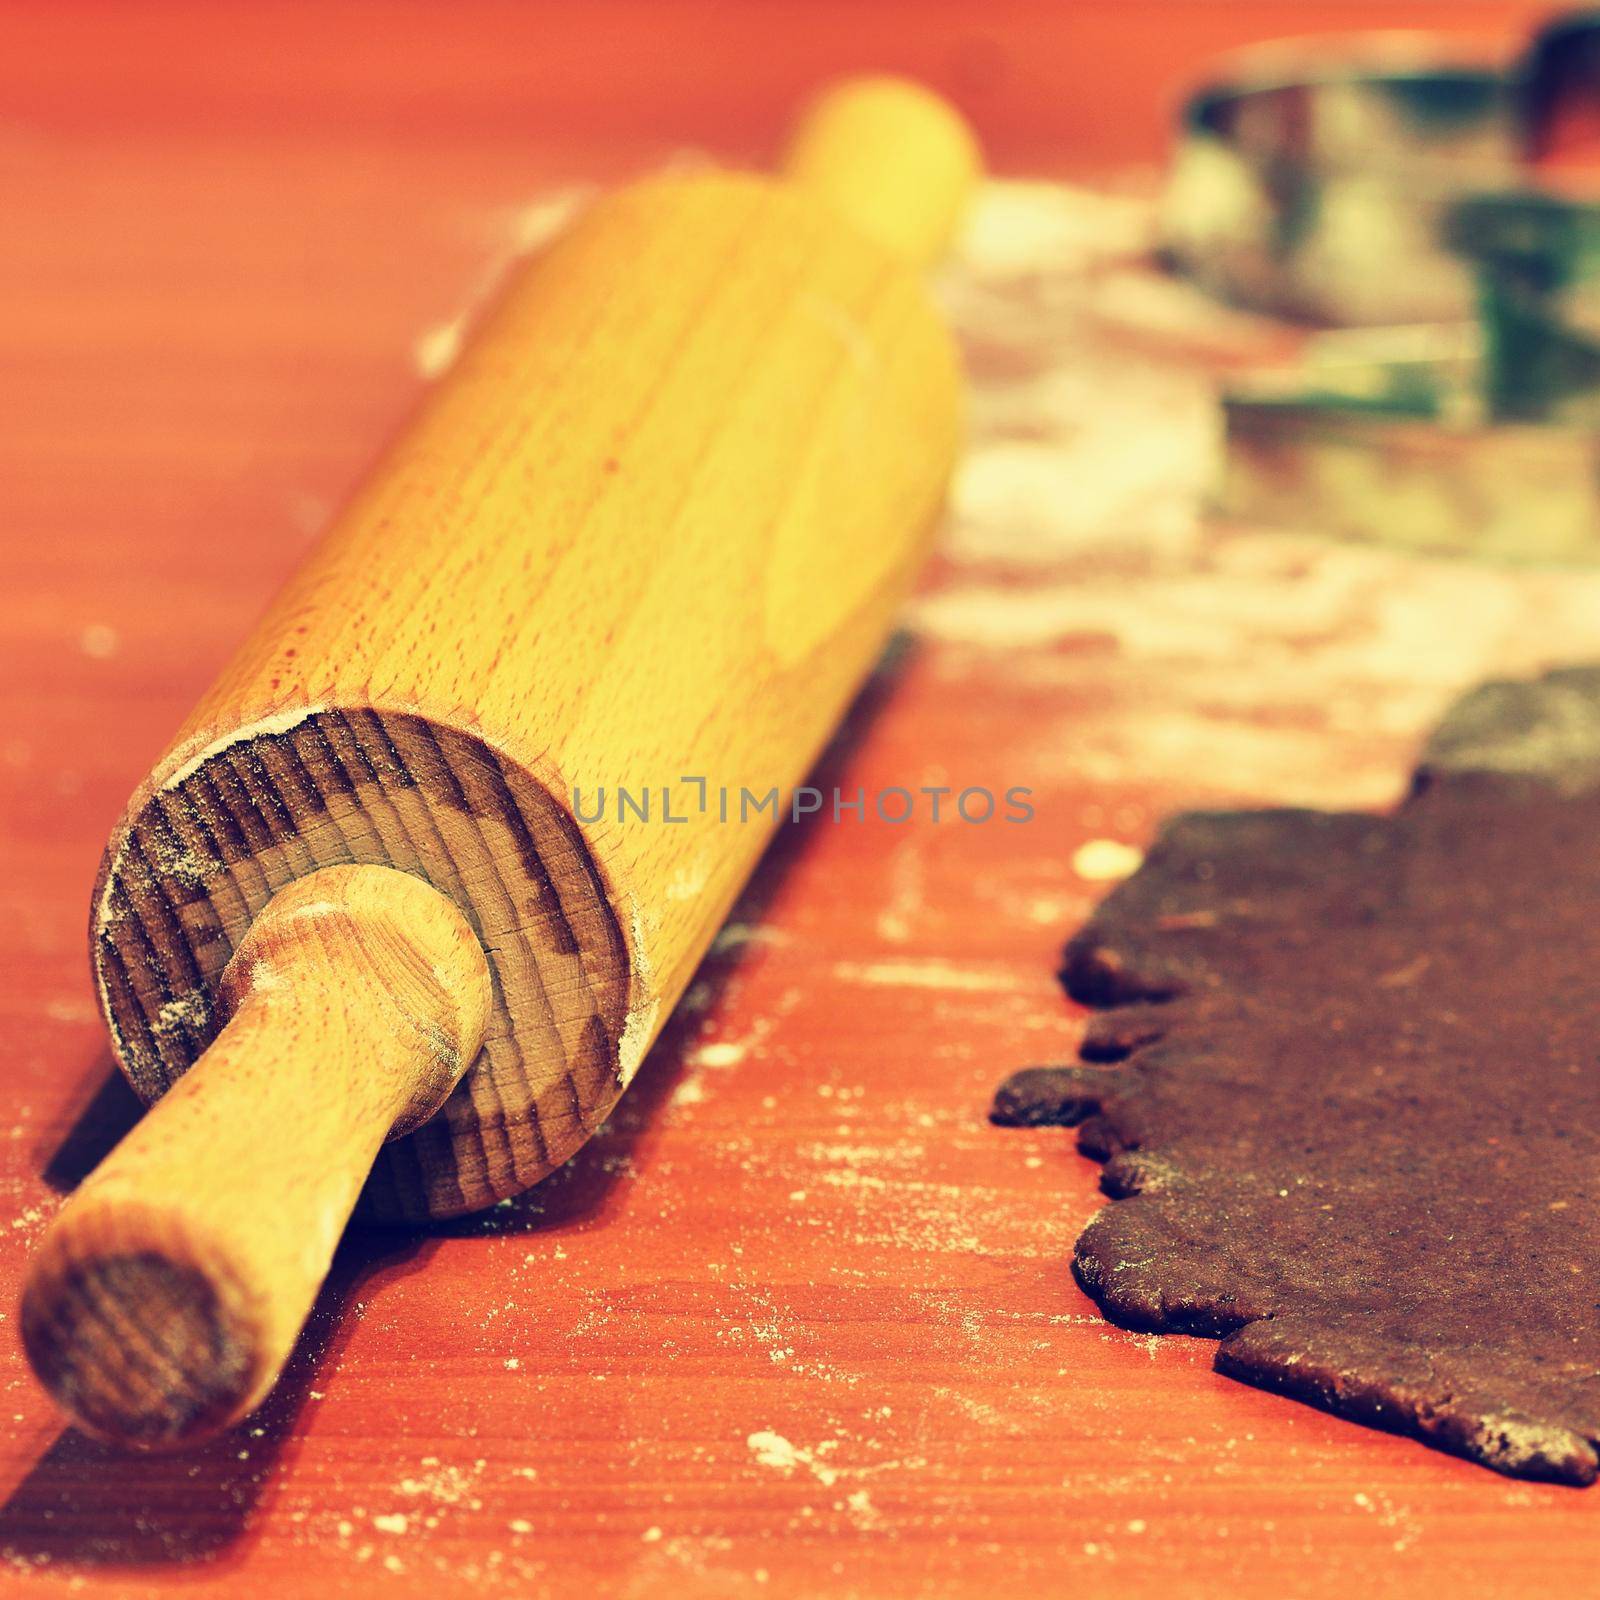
[90,85,969,1221]
[27,866,492,1446]
[4,3,1599,1597]
[97,711,631,1222]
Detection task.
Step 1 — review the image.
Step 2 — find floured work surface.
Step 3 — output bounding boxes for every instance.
[996,665,1600,1485]
[20,13,1600,1590]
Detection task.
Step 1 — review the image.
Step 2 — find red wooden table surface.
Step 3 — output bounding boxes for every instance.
[2,3,1596,1596]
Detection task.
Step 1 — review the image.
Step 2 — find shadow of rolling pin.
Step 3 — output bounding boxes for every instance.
[21,77,981,1449]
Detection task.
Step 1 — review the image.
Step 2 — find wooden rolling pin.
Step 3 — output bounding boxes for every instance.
[20,78,979,1449]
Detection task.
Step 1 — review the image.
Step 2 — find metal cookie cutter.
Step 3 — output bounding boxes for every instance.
[1162,34,1517,326]
[1170,11,1600,562]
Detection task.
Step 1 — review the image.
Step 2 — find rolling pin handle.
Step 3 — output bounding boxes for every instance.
[782,75,981,269]
[20,866,492,1449]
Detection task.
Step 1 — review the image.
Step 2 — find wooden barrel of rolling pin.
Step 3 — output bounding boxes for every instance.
[20,77,980,1448]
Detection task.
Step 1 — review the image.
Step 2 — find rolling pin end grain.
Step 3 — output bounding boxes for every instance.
[21,1246,260,1450]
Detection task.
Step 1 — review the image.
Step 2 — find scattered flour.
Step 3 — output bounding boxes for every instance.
[1071,839,1145,883]
[78,623,119,659]
[746,1430,824,1482]
[412,186,594,379]
[831,959,1028,993]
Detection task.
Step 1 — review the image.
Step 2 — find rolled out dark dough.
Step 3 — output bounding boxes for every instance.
[993,665,1600,1484]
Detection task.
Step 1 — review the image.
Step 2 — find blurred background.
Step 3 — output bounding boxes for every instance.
[2,2,1563,170]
